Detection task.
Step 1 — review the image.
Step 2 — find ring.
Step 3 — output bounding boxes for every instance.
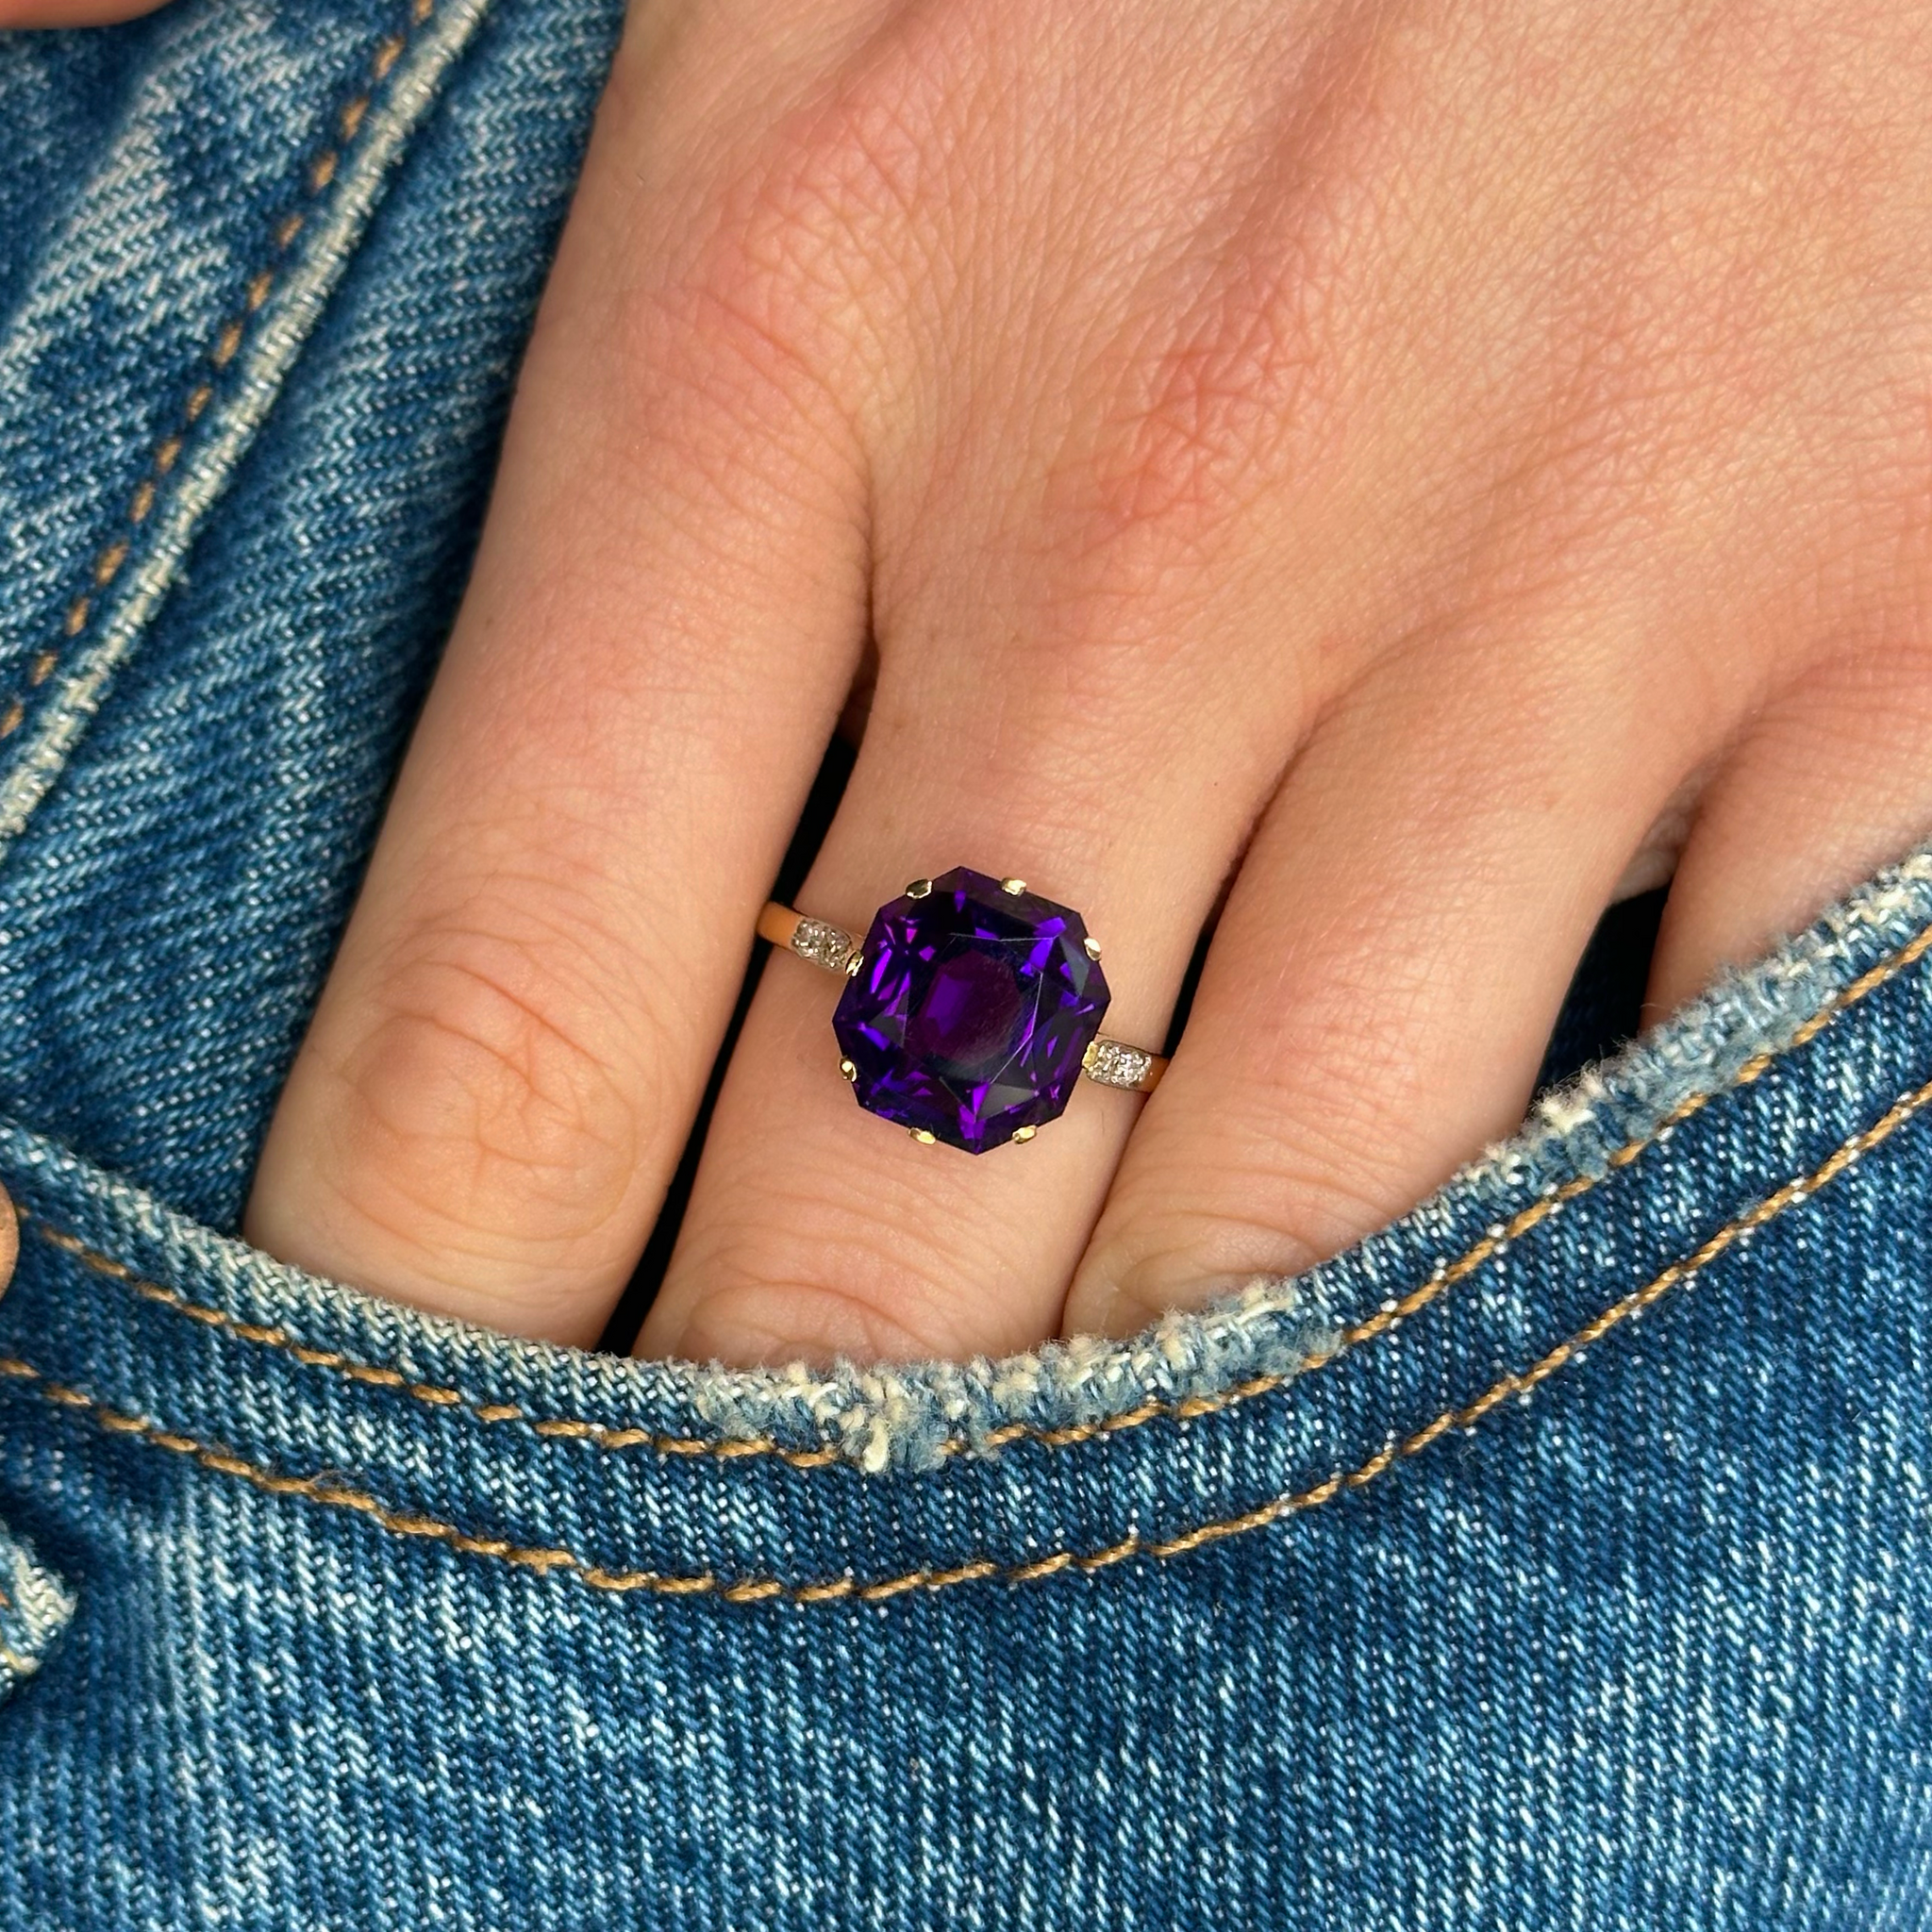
[758,865,1169,1154]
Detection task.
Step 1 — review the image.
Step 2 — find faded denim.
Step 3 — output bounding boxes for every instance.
[2,4,1931,1927]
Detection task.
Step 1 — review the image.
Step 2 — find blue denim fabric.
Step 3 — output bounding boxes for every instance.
[2,5,1932,1927]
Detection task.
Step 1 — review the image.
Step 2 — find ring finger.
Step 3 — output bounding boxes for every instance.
[637,544,1293,1366]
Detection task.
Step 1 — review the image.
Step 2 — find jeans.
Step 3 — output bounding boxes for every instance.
[1,5,1929,1926]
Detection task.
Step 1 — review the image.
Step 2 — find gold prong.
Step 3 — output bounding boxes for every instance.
[1083,936,1103,960]
[1000,877,1026,896]
[845,953,863,977]
[1012,1124,1038,1143]
[906,877,933,898]
[909,1127,937,1145]
[839,1058,858,1083]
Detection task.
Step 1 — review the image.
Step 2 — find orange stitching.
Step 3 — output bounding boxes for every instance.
[23,912,1932,1473]
[0,5,433,749]
[1279,910,1932,1371]
[17,1216,843,1473]
[0,1642,39,1676]
[7,1065,1926,1604]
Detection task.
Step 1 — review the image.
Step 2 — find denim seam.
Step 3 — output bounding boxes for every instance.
[0,0,497,861]
[5,1064,1927,1605]
[15,911,1932,1471]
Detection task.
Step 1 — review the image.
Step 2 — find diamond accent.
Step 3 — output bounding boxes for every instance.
[1082,1037,1155,1090]
[791,918,858,974]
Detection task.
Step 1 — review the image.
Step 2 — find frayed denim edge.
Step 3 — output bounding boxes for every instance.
[6,853,1931,1476]
[1477,845,1932,1190]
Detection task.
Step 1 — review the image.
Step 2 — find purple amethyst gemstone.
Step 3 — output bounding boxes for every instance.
[833,867,1111,1153]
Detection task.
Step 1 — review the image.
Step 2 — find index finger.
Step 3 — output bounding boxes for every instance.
[243,58,873,1343]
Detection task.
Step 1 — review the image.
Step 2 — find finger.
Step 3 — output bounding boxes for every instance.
[243,85,871,1345]
[1063,641,1702,1339]
[636,608,1288,1366]
[1645,643,1932,1018]
[0,1,168,22]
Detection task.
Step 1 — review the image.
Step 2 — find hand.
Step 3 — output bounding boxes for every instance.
[24,0,1932,1363]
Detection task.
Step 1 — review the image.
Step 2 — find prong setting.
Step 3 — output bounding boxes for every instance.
[839,1058,858,1082]
[1083,936,1103,960]
[909,1127,937,1145]
[906,877,933,898]
[1012,1124,1038,1142]
[1000,876,1027,896]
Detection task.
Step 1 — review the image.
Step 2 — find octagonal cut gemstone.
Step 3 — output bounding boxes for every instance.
[833,867,1111,1153]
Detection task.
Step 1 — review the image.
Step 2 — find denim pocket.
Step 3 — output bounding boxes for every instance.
[5,6,1932,1922]
[2,854,1931,1926]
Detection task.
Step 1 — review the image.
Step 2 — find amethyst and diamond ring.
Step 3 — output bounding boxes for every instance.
[758,866,1166,1154]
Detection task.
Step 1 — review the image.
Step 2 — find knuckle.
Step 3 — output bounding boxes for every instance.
[1038,164,1366,584]
[726,120,899,305]
[641,95,939,432]
[599,195,874,488]
[321,920,653,1269]
[1078,277,1323,554]
[724,29,965,296]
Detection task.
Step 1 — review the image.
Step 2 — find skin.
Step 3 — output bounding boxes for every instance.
[13,0,1932,1363]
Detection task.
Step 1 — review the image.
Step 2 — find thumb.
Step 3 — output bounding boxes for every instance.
[0,1,175,24]
[0,1187,16,1303]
